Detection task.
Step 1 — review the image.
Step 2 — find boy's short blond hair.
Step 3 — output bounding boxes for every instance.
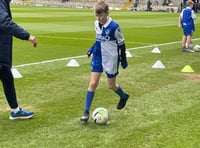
[94,0,109,15]
[187,0,194,6]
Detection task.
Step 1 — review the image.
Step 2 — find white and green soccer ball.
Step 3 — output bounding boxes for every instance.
[193,45,200,52]
[92,107,110,125]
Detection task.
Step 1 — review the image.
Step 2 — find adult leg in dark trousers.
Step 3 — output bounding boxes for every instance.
[0,65,34,120]
[0,65,18,109]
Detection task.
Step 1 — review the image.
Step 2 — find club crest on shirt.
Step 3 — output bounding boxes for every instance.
[105,28,110,35]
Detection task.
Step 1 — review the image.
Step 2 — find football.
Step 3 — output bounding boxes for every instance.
[193,45,200,52]
[92,107,110,125]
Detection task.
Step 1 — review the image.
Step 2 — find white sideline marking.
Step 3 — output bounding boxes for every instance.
[14,55,86,68]
[37,35,150,44]
[128,38,200,50]
[127,41,180,50]
[37,35,94,41]
[14,38,200,68]
[144,24,176,28]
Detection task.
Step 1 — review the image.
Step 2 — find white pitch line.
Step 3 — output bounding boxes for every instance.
[128,38,200,51]
[14,55,86,68]
[127,41,181,50]
[37,35,150,45]
[14,38,200,68]
[37,35,94,41]
[144,24,176,28]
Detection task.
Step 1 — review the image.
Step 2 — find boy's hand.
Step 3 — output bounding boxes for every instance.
[121,61,128,69]
[87,49,92,58]
[119,44,128,69]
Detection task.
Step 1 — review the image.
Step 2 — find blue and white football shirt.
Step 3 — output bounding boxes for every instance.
[91,17,125,75]
[180,7,196,35]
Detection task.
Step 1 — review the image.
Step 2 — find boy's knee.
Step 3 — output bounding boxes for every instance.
[89,81,98,90]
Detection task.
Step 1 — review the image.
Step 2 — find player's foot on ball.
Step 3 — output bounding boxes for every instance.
[117,93,129,110]
[80,111,89,123]
[182,47,194,53]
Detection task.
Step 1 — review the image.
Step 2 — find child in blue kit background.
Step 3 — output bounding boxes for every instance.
[80,0,129,122]
[178,0,196,52]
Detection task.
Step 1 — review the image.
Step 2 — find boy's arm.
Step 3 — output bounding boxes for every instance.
[114,26,128,69]
[191,10,196,20]
[87,43,95,58]
[119,44,128,69]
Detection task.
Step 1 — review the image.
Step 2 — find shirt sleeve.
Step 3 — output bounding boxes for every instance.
[0,3,30,40]
[180,9,184,19]
[114,26,125,46]
[191,10,196,20]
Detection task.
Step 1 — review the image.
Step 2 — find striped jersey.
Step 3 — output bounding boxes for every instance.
[91,17,125,75]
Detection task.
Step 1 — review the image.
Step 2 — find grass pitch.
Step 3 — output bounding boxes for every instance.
[0,5,199,148]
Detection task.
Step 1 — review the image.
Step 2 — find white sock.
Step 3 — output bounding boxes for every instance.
[11,106,20,113]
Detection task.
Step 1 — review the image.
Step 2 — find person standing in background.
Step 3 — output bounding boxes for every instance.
[0,0,37,120]
[178,0,196,52]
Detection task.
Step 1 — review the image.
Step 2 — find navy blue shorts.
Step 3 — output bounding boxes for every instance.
[91,66,118,78]
[183,26,194,36]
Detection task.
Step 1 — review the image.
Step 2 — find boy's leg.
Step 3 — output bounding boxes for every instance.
[182,28,194,52]
[80,91,94,122]
[186,35,191,48]
[84,91,95,113]
[183,35,194,52]
[182,35,186,49]
[107,77,129,110]
[80,72,101,122]
[115,86,129,110]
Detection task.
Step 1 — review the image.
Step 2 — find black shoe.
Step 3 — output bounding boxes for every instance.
[117,93,129,110]
[80,111,89,123]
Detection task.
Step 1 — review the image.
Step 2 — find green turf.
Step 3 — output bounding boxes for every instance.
[0,5,199,148]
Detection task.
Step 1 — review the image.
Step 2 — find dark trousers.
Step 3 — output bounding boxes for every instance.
[0,65,18,109]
